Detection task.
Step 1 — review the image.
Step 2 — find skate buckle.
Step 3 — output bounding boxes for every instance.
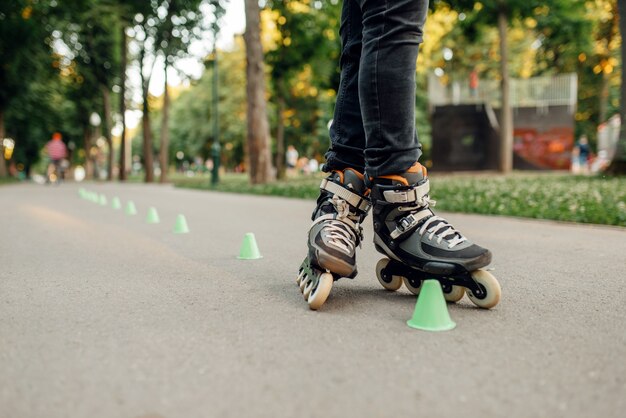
[390,214,418,239]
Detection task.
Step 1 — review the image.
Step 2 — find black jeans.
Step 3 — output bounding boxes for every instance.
[325,0,428,178]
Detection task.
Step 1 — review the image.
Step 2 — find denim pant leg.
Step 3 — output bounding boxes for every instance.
[324,0,366,174]
[358,0,428,177]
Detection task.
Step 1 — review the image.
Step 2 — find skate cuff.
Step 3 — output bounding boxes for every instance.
[320,179,371,213]
[383,179,430,204]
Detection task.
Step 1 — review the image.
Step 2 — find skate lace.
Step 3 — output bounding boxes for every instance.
[418,215,467,249]
[321,195,362,253]
[324,221,358,253]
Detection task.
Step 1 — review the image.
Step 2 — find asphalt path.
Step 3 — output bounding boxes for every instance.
[1,181,625,418]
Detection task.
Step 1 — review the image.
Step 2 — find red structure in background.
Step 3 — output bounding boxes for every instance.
[513,127,574,170]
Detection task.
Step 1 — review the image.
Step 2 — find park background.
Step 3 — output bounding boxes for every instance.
[1,0,625,226]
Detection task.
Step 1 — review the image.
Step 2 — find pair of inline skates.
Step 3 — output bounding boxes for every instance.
[296,163,501,310]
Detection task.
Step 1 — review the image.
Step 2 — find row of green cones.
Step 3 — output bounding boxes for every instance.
[78,187,189,233]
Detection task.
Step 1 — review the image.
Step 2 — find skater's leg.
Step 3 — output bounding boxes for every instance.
[357,0,428,178]
[324,0,366,173]
[355,1,499,306]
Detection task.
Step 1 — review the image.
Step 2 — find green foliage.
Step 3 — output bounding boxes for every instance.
[5,71,82,171]
[265,0,342,160]
[0,1,54,110]
[0,1,77,172]
[149,40,247,166]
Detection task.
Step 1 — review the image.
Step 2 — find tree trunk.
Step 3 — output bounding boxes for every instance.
[275,94,286,180]
[498,7,513,173]
[119,26,128,181]
[102,86,114,181]
[244,0,274,184]
[140,46,154,183]
[83,126,93,180]
[0,109,7,177]
[608,0,626,173]
[160,63,170,183]
[142,95,154,183]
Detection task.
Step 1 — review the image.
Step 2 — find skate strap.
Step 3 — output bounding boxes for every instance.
[320,179,371,213]
[383,179,430,204]
[390,210,431,239]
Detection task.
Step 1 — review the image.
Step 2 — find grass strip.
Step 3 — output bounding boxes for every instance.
[172,172,626,227]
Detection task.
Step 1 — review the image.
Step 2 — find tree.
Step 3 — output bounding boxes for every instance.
[168,37,247,168]
[113,1,143,181]
[62,1,121,180]
[265,0,340,179]
[0,1,53,177]
[609,0,626,173]
[130,0,205,183]
[244,0,273,183]
[156,0,212,183]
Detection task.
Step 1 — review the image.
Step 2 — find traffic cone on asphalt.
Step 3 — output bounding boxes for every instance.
[126,201,137,215]
[173,214,189,233]
[407,279,456,331]
[237,233,262,260]
[146,207,160,224]
[99,194,107,206]
[111,197,122,210]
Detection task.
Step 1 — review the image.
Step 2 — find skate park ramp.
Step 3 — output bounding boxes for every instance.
[1,182,625,418]
[431,104,576,171]
[431,104,500,171]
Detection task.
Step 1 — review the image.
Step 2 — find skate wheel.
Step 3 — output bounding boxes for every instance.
[299,274,309,291]
[303,277,314,300]
[466,269,501,309]
[308,273,333,310]
[375,258,402,291]
[443,285,465,303]
[296,268,305,285]
[403,276,422,295]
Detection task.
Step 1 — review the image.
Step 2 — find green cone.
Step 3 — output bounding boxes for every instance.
[99,194,107,206]
[125,201,137,215]
[111,197,122,210]
[173,214,189,233]
[237,232,262,260]
[407,279,456,332]
[146,207,160,224]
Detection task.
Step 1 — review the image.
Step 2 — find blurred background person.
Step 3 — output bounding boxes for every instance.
[45,132,68,183]
[286,145,299,170]
[574,135,591,174]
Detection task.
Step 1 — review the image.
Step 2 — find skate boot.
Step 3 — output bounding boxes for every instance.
[370,162,501,308]
[297,168,371,310]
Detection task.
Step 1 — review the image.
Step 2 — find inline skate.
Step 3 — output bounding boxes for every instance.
[370,162,501,308]
[297,168,371,309]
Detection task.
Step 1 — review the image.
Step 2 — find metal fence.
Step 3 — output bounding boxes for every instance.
[428,73,578,113]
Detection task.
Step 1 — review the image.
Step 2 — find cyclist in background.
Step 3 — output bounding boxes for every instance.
[45,132,68,183]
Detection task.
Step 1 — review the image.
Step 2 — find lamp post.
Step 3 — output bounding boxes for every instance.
[211,18,220,185]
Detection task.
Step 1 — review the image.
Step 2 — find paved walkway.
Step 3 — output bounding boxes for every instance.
[1,182,625,418]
